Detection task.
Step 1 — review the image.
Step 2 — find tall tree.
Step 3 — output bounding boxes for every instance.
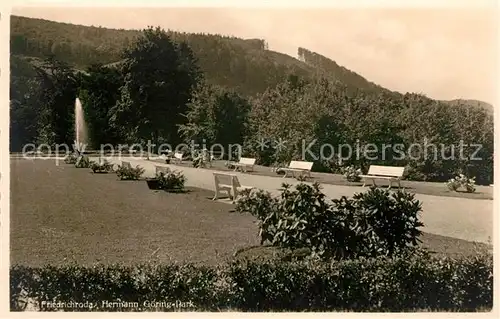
[109,26,202,150]
[178,83,251,156]
[78,64,123,148]
[10,56,40,151]
[32,56,78,147]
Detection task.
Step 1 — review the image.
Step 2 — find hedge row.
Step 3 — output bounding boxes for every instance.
[11,250,492,312]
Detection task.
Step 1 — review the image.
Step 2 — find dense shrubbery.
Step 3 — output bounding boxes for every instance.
[10,249,493,312]
[64,154,78,164]
[192,149,212,168]
[115,164,145,180]
[340,165,362,182]
[156,170,186,192]
[446,174,476,193]
[90,159,113,173]
[74,156,91,168]
[245,79,494,185]
[236,183,423,260]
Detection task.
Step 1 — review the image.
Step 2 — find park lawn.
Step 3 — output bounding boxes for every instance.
[10,158,259,267]
[10,158,491,267]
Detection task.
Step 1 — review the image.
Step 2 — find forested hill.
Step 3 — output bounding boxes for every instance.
[10,15,390,96]
[442,99,493,113]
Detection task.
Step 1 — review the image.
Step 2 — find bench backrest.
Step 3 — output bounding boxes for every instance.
[213,173,241,188]
[121,161,132,169]
[174,152,183,160]
[239,157,256,165]
[289,161,314,171]
[155,165,170,175]
[210,149,223,160]
[367,165,405,178]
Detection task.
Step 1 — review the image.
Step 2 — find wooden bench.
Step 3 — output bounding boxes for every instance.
[171,152,184,164]
[213,173,254,202]
[359,165,405,189]
[231,157,256,172]
[280,161,314,178]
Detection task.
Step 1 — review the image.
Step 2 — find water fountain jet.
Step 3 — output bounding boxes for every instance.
[74,97,89,155]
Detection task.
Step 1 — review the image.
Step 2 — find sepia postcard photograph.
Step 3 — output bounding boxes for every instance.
[3,0,498,314]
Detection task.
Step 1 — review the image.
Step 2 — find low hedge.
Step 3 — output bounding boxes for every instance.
[10,250,492,312]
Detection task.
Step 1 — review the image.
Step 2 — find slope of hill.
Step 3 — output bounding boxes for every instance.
[10,15,490,106]
[10,15,388,96]
[442,99,493,112]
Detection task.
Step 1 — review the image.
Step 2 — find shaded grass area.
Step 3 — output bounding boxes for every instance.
[11,159,490,267]
[151,158,493,200]
[235,232,492,262]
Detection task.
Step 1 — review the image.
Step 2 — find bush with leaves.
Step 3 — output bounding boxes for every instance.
[236,183,423,260]
[74,155,90,168]
[446,174,476,193]
[340,165,362,182]
[192,149,211,168]
[64,154,78,164]
[115,164,145,180]
[156,170,187,192]
[90,159,113,173]
[344,188,424,257]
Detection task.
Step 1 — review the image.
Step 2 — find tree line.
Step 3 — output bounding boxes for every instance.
[10,25,494,184]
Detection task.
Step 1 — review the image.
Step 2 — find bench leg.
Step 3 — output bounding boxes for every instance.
[363,178,376,187]
[212,188,219,200]
[388,180,392,190]
[231,186,237,203]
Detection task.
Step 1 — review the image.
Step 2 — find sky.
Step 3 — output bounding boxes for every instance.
[11,5,498,104]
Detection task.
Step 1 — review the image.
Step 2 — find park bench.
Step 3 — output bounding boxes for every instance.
[230,157,256,172]
[212,172,254,202]
[210,150,223,161]
[280,161,314,179]
[359,165,405,189]
[171,152,184,164]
